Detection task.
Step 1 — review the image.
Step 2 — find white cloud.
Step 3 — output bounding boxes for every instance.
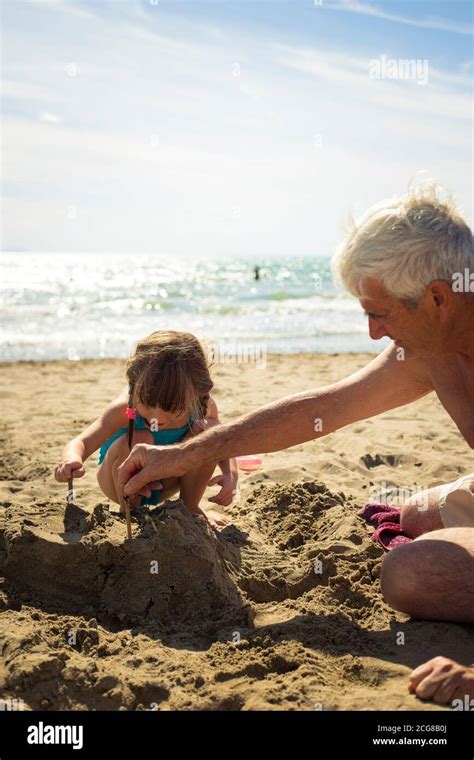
[1,79,64,103]
[4,111,470,256]
[277,44,472,125]
[30,0,97,21]
[39,111,62,123]
[327,0,474,36]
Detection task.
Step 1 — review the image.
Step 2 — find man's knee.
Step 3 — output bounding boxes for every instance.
[380,544,416,613]
[380,530,474,622]
[381,540,443,617]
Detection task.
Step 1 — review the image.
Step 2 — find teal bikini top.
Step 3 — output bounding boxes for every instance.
[97,411,195,466]
[132,412,194,445]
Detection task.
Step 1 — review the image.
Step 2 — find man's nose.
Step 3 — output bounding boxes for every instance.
[368,317,388,341]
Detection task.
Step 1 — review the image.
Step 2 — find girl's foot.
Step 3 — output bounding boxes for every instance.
[192,506,231,530]
[204,508,231,530]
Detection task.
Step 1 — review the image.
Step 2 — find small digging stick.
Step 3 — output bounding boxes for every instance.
[67,477,74,505]
[64,475,88,532]
[120,492,132,540]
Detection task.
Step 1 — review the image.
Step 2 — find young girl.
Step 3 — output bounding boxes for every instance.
[55,330,239,529]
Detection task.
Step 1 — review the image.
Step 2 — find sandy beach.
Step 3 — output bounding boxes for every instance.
[0,352,473,711]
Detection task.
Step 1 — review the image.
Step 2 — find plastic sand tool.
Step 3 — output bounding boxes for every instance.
[236,455,263,472]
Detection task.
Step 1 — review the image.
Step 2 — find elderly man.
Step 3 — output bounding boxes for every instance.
[119,183,474,706]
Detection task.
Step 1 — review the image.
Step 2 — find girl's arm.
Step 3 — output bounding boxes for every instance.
[215,452,239,487]
[55,386,129,482]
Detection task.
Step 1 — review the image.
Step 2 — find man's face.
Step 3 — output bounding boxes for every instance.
[358,278,441,357]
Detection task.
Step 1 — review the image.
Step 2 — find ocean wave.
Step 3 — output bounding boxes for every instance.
[0,252,374,359]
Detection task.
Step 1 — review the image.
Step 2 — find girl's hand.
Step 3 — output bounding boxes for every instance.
[54,459,85,482]
[207,473,237,507]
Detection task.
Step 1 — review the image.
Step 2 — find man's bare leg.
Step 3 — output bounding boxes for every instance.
[380,526,474,705]
[381,527,474,622]
[399,485,445,538]
[400,476,474,538]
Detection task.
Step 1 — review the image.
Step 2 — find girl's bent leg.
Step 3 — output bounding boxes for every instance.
[97,430,157,506]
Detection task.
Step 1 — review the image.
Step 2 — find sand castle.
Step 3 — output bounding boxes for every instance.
[1,481,382,635]
[2,501,247,630]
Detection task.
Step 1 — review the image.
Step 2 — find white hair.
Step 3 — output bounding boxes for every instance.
[332,181,473,303]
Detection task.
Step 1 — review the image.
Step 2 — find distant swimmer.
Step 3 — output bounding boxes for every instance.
[253,266,261,281]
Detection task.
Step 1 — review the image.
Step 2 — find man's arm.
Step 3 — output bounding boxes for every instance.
[182,343,433,467]
[119,344,433,496]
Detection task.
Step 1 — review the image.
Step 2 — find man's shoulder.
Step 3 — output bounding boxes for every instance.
[333,343,434,425]
[368,343,434,392]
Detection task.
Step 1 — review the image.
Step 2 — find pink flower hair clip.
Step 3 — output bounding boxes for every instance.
[126,407,136,420]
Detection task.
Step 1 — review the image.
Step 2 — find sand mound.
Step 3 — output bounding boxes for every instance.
[230,481,382,610]
[1,481,371,630]
[2,501,248,630]
[249,481,352,547]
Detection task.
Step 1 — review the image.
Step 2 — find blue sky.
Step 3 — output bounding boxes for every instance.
[2,0,473,256]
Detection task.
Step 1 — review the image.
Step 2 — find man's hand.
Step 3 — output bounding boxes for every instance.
[408,656,474,704]
[117,443,189,497]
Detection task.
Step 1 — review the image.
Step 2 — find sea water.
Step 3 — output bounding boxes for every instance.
[0,252,389,360]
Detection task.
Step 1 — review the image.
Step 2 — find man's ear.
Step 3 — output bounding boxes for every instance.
[426,280,453,312]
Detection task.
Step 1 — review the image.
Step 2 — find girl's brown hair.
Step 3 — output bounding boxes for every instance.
[125,331,213,449]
